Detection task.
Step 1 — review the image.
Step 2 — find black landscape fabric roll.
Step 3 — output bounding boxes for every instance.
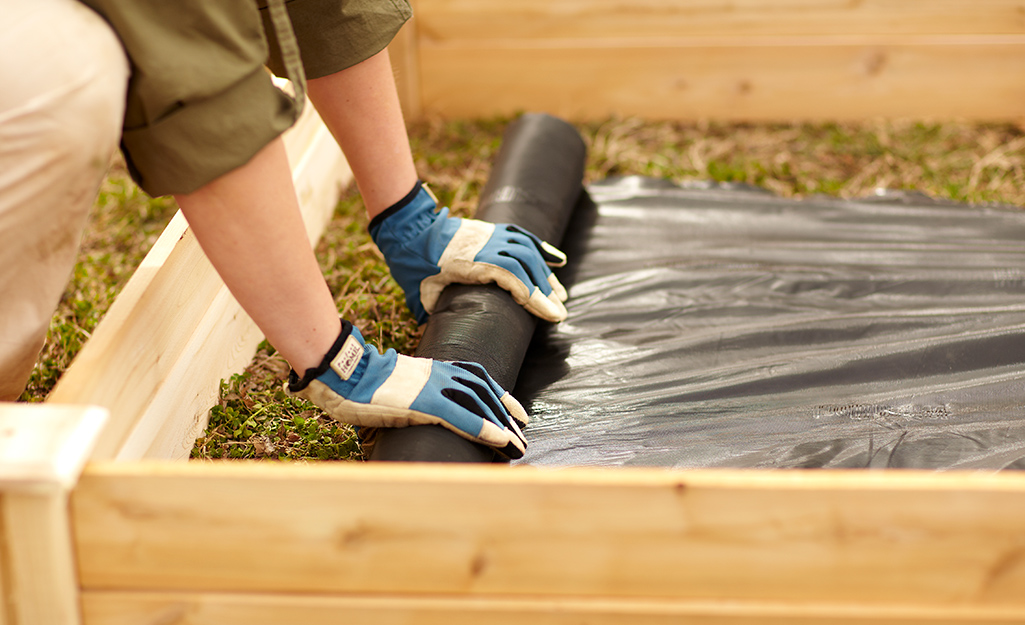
[368,113,588,462]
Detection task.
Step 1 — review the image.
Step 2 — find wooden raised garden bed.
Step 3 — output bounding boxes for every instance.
[3,2,1025,623]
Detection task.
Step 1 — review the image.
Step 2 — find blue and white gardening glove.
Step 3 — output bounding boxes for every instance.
[284,320,529,459]
[369,181,569,324]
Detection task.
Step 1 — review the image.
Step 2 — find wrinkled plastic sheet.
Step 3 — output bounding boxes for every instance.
[513,176,1025,470]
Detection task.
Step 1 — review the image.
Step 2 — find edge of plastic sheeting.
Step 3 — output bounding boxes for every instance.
[368,113,587,463]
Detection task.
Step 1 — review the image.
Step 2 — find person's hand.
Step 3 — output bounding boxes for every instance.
[369,182,568,324]
[285,321,529,459]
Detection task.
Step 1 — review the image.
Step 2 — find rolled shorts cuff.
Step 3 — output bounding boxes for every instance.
[261,0,412,80]
[121,68,299,197]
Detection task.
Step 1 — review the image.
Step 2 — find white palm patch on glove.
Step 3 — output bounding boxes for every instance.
[285,321,529,459]
[420,218,568,323]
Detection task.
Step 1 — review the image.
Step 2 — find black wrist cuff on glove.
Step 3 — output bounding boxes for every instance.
[368,180,423,234]
[286,319,354,392]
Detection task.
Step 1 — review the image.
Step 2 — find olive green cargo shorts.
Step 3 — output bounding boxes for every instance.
[81,0,411,196]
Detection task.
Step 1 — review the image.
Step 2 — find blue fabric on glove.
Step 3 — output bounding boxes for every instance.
[369,182,568,324]
[285,320,529,459]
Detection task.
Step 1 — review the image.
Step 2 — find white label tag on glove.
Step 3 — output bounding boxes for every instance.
[331,334,364,381]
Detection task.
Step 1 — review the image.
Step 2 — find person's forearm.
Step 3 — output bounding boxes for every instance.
[175,137,340,373]
[307,48,417,218]
[173,49,417,373]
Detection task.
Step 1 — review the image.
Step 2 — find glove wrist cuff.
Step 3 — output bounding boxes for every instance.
[368,180,425,236]
[287,319,354,392]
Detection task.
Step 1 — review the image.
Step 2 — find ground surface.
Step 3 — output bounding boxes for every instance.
[19,117,1025,461]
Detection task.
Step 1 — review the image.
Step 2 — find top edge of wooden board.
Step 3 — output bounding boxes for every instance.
[77,590,1025,625]
[414,0,1025,41]
[81,460,1025,492]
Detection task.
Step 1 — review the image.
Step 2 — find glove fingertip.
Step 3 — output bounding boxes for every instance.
[549,274,568,303]
[526,287,568,323]
[500,391,530,427]
[540,240,568,268]
[549,296,568,322]
[478,419,527,460]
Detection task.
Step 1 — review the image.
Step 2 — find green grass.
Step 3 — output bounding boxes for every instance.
[191,363,362,461]
[19,118,1025,461]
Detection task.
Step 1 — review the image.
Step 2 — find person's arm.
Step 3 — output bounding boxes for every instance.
[308,49,568,325]
[174,48,411,373]
[174,136,339,374]
[306,48,417,219]
[174,52,528,457]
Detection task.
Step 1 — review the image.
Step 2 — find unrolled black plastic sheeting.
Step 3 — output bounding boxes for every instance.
[368,113,587,462]
[513,176,1025,470]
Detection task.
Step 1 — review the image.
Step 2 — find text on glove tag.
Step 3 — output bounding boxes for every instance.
[331,335,364,381]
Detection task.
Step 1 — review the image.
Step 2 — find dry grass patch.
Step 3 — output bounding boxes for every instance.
[581,118,1025,205]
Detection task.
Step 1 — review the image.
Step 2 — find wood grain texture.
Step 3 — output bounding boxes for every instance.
[73,463,1025,607]
[0,403,107,491]
[3,493,80,625]
[418,39,1025,121]
[416,0,1025,41]
[0,403,107,625]
[405,0,1025,120]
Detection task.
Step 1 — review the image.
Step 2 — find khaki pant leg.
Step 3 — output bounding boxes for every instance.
[0,0,128,400]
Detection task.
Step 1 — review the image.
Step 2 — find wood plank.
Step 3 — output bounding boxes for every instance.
[114,288,262,461]
[0,502,9,625]
[79,590,1025,625]
[416,0,1025,41]
[0,403,108,490]
[48,103,352,461]
[47,212,226,460]
[72,462,1025,606]
[418,39,1025,121]
[0,403,108,625]
[3,493,81,625]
